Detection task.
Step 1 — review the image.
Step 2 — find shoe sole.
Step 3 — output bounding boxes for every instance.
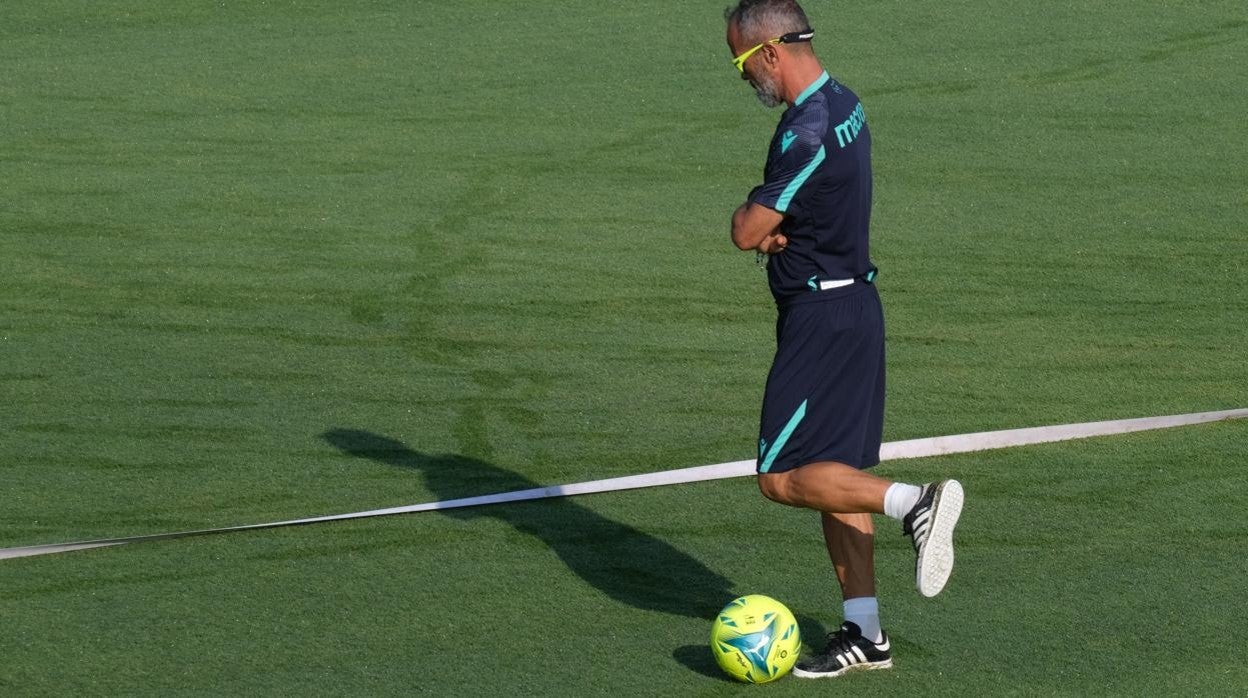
[916,479,964,598]
[792,658,893,679]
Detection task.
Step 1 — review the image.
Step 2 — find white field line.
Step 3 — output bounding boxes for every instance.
[2,408,1243,561]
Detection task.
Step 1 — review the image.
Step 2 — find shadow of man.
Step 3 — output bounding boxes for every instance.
[322,428,736,620]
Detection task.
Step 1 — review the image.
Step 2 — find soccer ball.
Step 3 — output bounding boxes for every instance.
[710,595,800,683]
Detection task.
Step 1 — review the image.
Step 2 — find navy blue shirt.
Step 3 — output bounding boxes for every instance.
[748,72,874,305]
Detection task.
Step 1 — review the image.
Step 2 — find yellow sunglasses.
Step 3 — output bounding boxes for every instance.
[732,29,815,73]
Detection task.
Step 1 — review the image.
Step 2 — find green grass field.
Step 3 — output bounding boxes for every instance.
[2,1,1246,694]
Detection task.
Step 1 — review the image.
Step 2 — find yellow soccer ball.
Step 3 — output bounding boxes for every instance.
[710,595,800,683]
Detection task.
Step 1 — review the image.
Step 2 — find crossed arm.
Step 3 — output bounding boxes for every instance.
[731,201,788,255]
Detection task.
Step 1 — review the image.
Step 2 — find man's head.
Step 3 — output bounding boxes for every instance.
[724,0,815,108]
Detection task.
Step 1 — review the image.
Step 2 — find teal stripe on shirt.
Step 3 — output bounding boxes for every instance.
[775,146,826,212]
[794,71,829,107]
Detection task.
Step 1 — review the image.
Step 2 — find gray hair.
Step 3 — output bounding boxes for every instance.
[724,0,811,45]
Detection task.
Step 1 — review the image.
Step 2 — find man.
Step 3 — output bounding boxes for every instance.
[723,0,965,679]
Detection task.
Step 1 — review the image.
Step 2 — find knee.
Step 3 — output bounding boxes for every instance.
[757,473,792,505]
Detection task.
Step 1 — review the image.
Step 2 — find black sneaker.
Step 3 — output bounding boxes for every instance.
[903,479,964,597]
[792,622,892,679]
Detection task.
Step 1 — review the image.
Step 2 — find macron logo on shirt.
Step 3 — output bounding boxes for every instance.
[780,130,797,153]
[834,102,867,149]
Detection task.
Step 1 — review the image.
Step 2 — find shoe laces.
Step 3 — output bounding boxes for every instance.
[822,627,858,657]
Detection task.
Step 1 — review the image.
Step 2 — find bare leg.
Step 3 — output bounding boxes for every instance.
[822,512,876,599]
[757,460,890,513]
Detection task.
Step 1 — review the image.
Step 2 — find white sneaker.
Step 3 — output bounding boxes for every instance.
[902,480,964,597]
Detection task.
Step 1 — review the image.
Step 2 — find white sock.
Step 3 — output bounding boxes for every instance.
[843,597,883,643]
[883,482,922,521]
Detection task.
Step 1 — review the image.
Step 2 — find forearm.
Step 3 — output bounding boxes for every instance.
[731,201,783,251]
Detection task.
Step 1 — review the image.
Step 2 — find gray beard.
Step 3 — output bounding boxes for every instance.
[752,75,783,108]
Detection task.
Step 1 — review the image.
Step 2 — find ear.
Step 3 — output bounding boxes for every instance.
[762,43,781,69]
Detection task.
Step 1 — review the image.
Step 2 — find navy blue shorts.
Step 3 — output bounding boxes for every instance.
[756,283,885,473]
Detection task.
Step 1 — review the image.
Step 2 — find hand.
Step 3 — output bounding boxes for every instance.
[757,233,788,255]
